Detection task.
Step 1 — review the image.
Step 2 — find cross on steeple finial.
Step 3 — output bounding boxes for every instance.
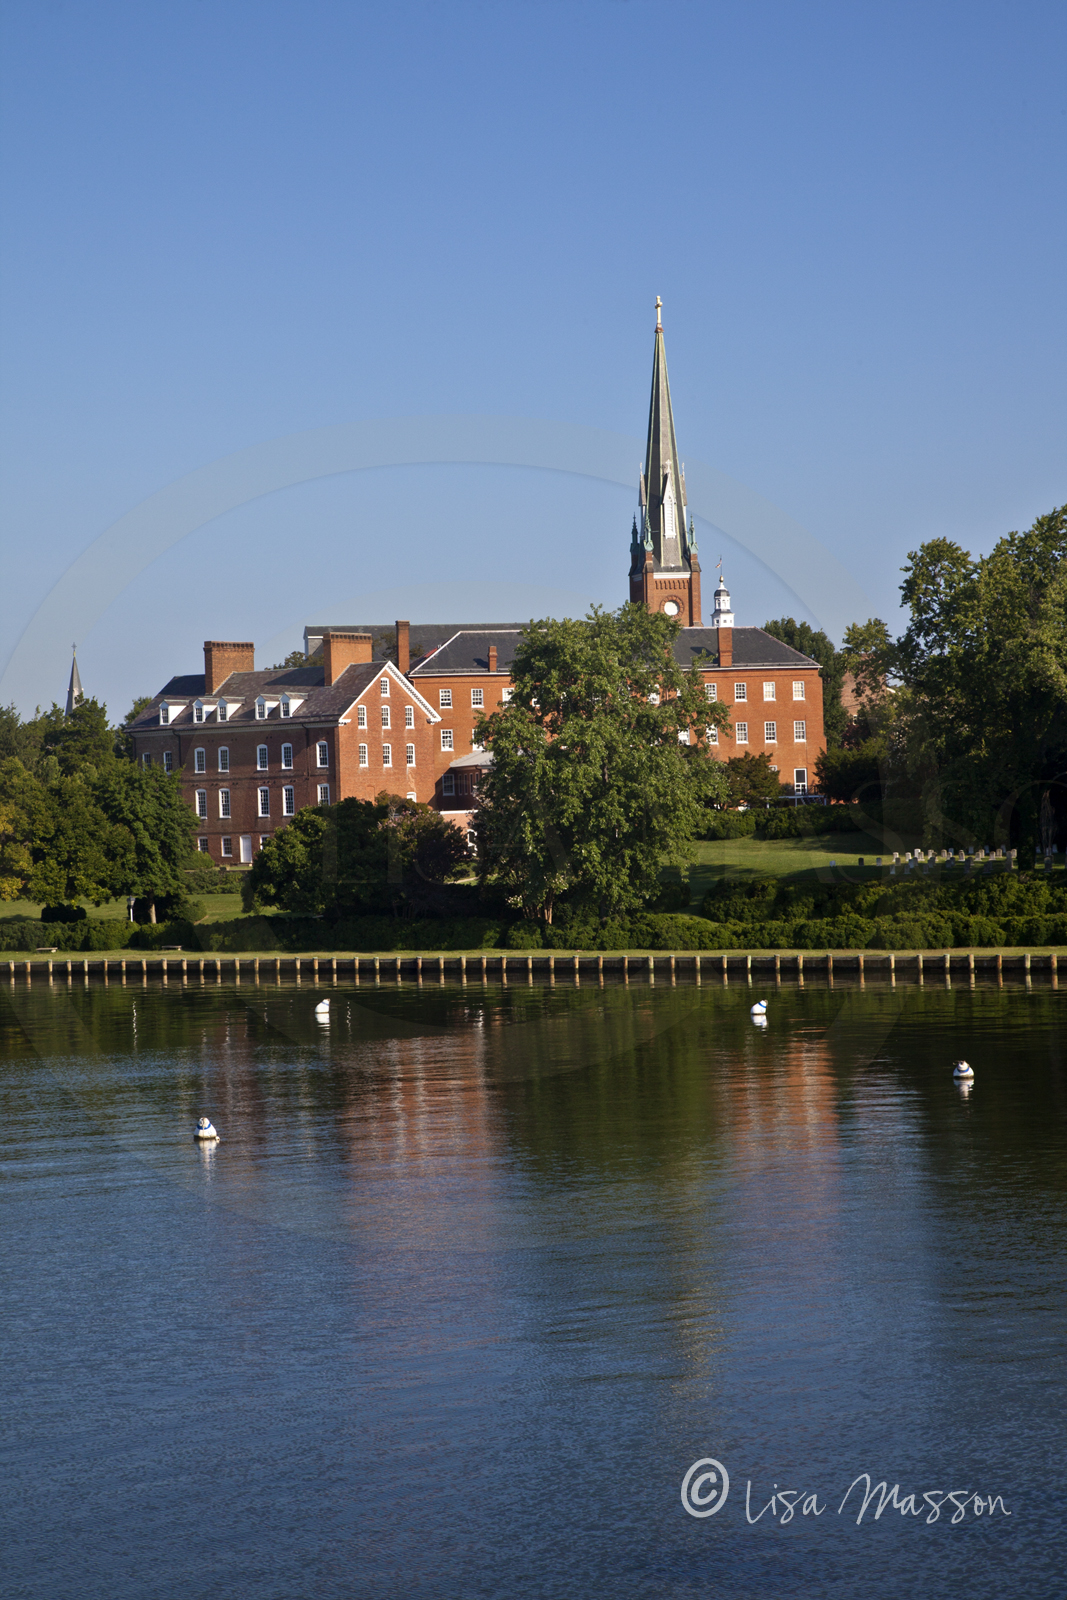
[655,295,662,328]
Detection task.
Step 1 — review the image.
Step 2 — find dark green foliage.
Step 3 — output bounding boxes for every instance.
[723,751,783,807]
[94,762,198,918]
[816,739,886,805]
[40,904,87,923]
[755,804,862,839]
[699,808,758,840]
[763,618,849,749]
[0,703,44,770]
[37,697,116,775]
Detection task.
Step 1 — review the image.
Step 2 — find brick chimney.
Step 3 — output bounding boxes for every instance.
[716,626,732,668]
[488,644,498,673]
[395,619,410,675]
[322,631,373,685]
[711,575,734,668]
[204,641,254,694]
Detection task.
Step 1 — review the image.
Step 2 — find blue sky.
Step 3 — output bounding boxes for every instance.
[1,0,1064,717]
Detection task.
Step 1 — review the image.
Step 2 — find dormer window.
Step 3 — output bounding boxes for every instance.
[217,701,228,722]
[280,697,291,718]
[194,701,204,723]
[159,704,170,725]
[256,697,267,720]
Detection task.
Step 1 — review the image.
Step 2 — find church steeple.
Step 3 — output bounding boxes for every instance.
[628,299,701,624]
[65,645,83,717]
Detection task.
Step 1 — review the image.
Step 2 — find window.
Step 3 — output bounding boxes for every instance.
[258,836,269,849]
[218,747,229,772]
[357,705,367,728]
[280,698,290,719]
[196,789,207,818]
[734,683,747,701]
[217,701,228,722]
[406,744,415,766]
[382,744,392,767]
[678,730,690,745]
[765,721,777,743]
[707,725,719,745]
[443,772,455,796]
[318,784,330,805]
[649,692,660,705]
[256,699,266,720]
[502,686,513,702]
[358,743,368,767]
[794,720,807,742]
[257,745,268,770]
[316,741,328,767]
[441,729,454,751]
[381,706,390,728]
[793,681,806,700]
[380,678,389,696]
[221,836,233,857]
[439,689,452,708]
[769,765,778,773]
[283,785,295,816]
[794,769,808,794]
[258,788,270,817]
[197,837,209,853]
[735,721,749,744]
[194,748,206,773]
[220,790,231,818]
[194,702,204,723]
[163,750,174,773]
[141,752,152,768]
[281,743,292,769]
[160,704,170,725]
[405,705,414,728]
[471,688,484,708]
[763,682,776,701]
[704,683,718,702]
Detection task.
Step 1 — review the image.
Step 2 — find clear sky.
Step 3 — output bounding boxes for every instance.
[1,0,1064,718]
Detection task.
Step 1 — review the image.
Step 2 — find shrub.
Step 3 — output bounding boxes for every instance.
[699,810,757,840]
[40,904,87,923]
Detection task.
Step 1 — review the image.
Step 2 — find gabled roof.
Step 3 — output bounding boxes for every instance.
[410,630,521,675]
[304,622,523,666]
[673,628,820,671]
[129,660,440,730]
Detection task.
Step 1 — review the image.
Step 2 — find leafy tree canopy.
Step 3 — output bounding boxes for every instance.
[723,751,784,808]
[473,604,730,923]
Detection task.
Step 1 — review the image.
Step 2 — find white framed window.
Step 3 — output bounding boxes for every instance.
[357,705,367,728]
[379,677,389,696]
[255,698,267,720]
[316,741,328,767]
[194,702,204,723]
[218,747,229,772]
[217,700,228,722]
[358,743,368,767]
[502,686,513,702]
[443,772,455,796]
[439,688,452,708]
[197,837,208,853]
[793,680,806,700]
[281,743,293,769]
[196,789,207,818]
[735,721,749,744]
[257,744,268,770]
[141,752,152,768]
[280,697,291,718]
[163,750,174,773]
[194,747,206,773]
[221,836,233,857]
[406,791,417,801]
[381,706,390,728]
[707,725,718,745]
[763,681,776,700]
[794,768,808,794]
[318,784,330,805]
[404,705,414,728]
[765,721,777,743]
[769,764,778,772]
[406,744,415,766]
[259,835,269,849]
[794,720,807,742]
[704,683,717,702]
[382,744,392,767]
[159,703,170,725]
[734,682,747,701]
[258,788,270,817]
[441,728,454,751]
[219,789,231,818]
[471,688,484,708]
[649,692,660,705]
[678,729,690,745]
[283,785,295,815]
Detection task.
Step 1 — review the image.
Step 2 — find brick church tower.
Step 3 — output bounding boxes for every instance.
[628,298,702,625]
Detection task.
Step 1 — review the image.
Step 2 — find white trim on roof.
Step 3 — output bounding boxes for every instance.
[337,660,441,723]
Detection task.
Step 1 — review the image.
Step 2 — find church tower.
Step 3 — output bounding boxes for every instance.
[628,298,702,624]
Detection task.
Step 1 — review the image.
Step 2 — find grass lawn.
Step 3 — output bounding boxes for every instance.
[688,832,907,907]
[0,893,250,925]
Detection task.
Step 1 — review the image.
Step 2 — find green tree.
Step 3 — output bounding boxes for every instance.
[93,763,198,922]
[762,617,849,748]
[114,696,154,760]
[473,605,730,923]
[0,760,117,907]
[0,704,44,771]
[723,751,783,807]
[37,697,116,775]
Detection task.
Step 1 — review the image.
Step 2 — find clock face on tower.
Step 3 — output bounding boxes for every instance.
[662,599,680,617]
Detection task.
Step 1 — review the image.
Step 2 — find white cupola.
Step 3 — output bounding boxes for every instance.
[712,575,735,629]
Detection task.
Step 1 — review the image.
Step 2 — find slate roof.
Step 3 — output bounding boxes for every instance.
[673,628,820,671]
[129,660,439,730]
[305,622,523,666]
[409,630,522,676]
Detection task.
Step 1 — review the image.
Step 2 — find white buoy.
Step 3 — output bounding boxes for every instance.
[195,1116,219,1140]
[314,999,330,1016]
[750,1000,767,1016]
[952,1060,974,1079]
[752,1013,768,1028]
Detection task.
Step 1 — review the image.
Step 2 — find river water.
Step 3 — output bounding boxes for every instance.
[1,976,1064,1598]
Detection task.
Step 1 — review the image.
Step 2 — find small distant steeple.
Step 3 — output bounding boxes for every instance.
[711,570,734,629]
[65,645,83,716]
